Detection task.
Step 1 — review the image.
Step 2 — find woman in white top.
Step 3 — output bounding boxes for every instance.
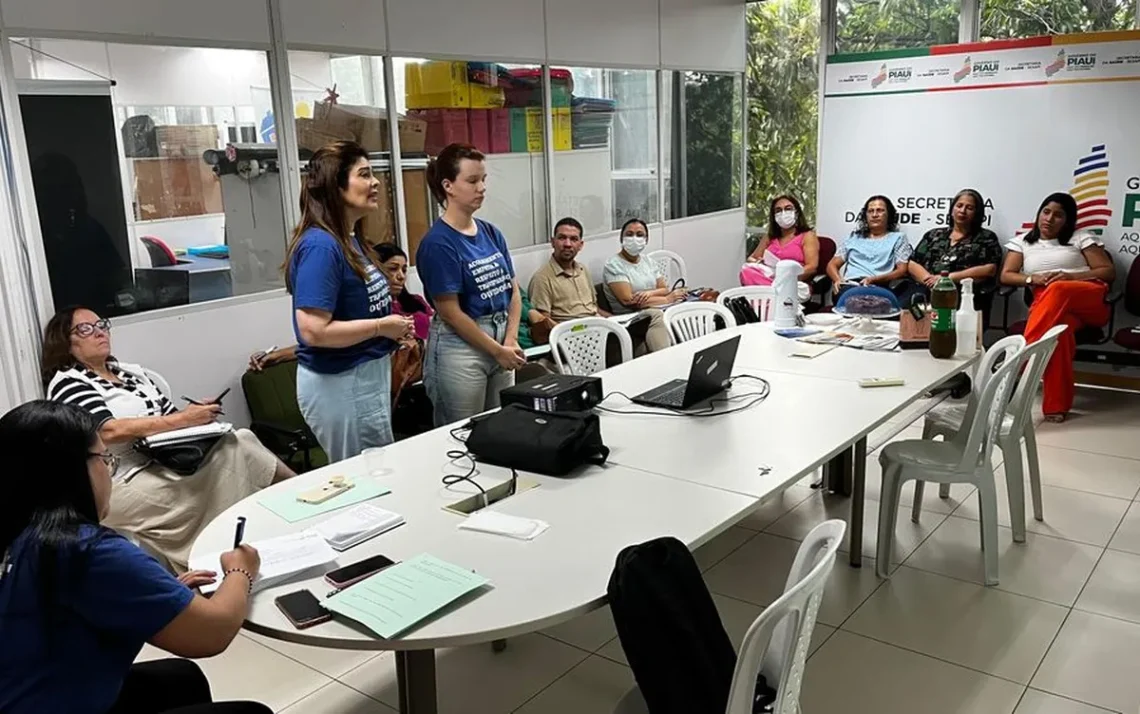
[603,218,688,314]
[42,306,295,570]
[1000,192,1116,422]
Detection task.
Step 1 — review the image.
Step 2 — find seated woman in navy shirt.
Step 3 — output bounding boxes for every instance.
[416,143,526,425]
[0,400,267,714]
[285,141,415,462]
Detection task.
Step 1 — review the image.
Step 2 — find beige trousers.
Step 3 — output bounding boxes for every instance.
[104,428,277,572]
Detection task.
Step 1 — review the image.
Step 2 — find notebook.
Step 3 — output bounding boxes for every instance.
[189,531,336,595]
[308,503,405,551]
[141,422,233,447]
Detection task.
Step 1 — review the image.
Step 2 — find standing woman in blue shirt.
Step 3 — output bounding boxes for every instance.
[285,141,414,462]
[0,400,268,714]
[416,143,526,425]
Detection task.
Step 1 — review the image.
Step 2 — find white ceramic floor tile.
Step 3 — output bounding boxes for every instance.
[863,455,977,516]
[766,491,948,564]
[243,629,380,680]
[1032,610,1140,713]
[904,516,1102,606]
[844,566,1067,683]
[339,634,586,714]
[194,634,331,712]
[541,606,617,653]
[1074,549,1140,625]
[1027,443,1140,499]
[1013,689,1115,714]
[279,681,396,714]
[737,486,815,531]
[1107,501,1140,555]
[801,631,1024,714]
[951,470,1131,547]
[1033,389,1140,461]
[693,526,755,573]
[702,532,885,627]
[514,655,634,714]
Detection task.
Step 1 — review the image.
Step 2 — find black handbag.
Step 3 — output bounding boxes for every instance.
[136,435,225,476]
[726,296,760,325]
[465,404,609,476]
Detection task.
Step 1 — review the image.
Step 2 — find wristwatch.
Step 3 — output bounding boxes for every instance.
[1025,274,1033,286]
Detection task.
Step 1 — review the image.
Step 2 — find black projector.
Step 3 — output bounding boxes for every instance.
[500,373,604,413]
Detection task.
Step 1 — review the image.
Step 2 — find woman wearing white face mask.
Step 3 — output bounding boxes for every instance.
[603,218,687,314]
[741,194,819,286]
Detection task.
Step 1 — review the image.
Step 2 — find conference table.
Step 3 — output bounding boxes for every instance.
[191,322,977,714]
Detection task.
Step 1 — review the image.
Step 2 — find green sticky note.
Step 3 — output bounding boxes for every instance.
[258,479,391,523]
[323,554,490,639]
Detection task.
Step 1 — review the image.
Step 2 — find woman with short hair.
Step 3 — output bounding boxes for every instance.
[42,306,293,572]
[416,143,526,425]
[0,400,269,714]
[826,195,912,298]
[1001,191,1116,422]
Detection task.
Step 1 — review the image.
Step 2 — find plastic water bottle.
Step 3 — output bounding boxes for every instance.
[955,278,978,357]
[772,259,802,329]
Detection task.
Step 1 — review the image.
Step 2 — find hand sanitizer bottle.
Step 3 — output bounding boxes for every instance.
[955,278,978,357]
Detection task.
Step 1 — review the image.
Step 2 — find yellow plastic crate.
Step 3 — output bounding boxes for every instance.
[469,84,506,109]
[405,61,470,109]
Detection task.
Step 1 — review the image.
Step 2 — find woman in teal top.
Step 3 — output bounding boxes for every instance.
[826,194,911,299]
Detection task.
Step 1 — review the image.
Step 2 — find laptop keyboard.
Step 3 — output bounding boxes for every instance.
[644,382,687,407]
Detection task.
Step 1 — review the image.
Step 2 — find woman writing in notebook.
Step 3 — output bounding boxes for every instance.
[41,307,294,572]
[0,400,270,714]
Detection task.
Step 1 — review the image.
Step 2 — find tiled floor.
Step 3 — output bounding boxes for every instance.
[139,386,1140,713]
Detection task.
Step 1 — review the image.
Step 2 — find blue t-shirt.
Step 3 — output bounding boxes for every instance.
[415,218,515,318]
[289,228,396,374]
[0,525,194,714]
[838,230,912,281]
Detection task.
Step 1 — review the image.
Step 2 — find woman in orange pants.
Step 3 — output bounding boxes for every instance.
[1001,192,1116,421]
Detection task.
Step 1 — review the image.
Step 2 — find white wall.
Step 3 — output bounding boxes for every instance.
[661,208,746,288]
[385,0,546,61]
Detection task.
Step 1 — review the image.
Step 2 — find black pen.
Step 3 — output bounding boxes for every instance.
[233,516,246,549]
[182,395,204,406]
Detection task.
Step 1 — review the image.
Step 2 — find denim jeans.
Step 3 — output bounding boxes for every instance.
[424,314,515,426]
[296,355,393,463]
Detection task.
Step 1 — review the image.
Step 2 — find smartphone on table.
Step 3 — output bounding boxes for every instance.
[324,554,397,589]
[274,589,331,629]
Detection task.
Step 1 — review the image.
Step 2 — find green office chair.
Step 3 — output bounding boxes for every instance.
[241,360,328,472]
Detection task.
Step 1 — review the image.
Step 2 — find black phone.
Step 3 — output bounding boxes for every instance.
[274,589,331,629]
[213,387,231,405]
[324,554,397,588]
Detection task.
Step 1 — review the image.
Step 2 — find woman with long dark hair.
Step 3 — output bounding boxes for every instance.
[899,188,1003,307]
[0,400,268,714]
[374,242,433,340]
[741,194,820,286]
[42,306,292,572]
[1001,192,1116,422]
[416,143,526,425]
[284,141,415,461]
[826,195,912,298]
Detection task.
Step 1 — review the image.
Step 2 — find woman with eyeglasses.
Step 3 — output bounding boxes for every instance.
[41,307,294,572]
[826,195,912,299]
[0,400,270,714]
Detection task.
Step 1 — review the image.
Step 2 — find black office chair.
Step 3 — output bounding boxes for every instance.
[141,236,177,267]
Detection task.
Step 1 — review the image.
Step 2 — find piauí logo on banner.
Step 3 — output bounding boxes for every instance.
[871,64,888,88]
[954,57,972,83]
[1019,145,1112,236]
[1045,50,1066,77]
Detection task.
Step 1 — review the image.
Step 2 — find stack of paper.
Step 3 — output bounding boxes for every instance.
[190,531,336,594]
[141,422,233,447]
[323,554,490,639]
[458,511,549,541]
[308,503,405,551]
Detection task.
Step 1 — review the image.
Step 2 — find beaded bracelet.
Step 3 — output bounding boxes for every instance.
[223,568,254,594]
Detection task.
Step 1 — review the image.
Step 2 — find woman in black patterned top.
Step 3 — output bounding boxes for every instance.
[898,188,1003,309]
[41,307,295,571]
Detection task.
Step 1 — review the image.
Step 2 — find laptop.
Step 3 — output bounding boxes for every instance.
[631,336,741,410]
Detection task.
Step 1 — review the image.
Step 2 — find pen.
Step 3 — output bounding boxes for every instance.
[182,395,204,406]
[233,516,246,549]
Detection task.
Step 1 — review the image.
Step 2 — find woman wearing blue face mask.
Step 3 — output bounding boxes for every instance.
[602,219,687,314]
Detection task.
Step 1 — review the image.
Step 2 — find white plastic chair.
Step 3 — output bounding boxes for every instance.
[613,520,845,714]
[665,302,735,344]
[877,335,1026,585]
[549,317,633,376]
[647,249,687,286]
[914,324,1066,542]
[718,286,776,322]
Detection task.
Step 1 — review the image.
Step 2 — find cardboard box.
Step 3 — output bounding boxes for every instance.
[133,157,223,221]
[468,84,506,109]
[295,117,353,153]
[155,125,219,158]
[307,103,427,154]
[488,109,511,153]
[406,61,470,109]
[358,169,431,255]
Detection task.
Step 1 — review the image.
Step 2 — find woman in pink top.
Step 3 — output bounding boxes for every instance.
[375,243,433,339]
[741,194,820,286]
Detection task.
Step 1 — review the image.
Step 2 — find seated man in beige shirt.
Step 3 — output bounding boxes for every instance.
[528,217,670,360]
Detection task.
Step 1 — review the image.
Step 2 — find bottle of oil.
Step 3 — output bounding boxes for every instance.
[929,272,958,359]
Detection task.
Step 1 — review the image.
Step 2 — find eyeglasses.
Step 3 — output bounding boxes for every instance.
[71,319,111,338]
[89,451,119,473]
